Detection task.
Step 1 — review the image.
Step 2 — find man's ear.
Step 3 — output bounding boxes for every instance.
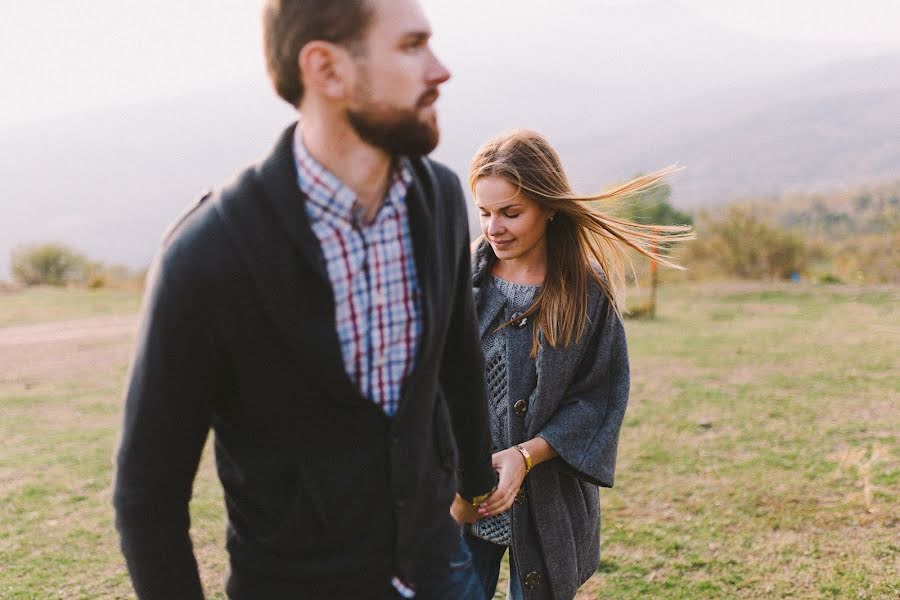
[298,41,354,100]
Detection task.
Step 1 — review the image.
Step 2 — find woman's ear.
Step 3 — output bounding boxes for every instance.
[298,41,353,100]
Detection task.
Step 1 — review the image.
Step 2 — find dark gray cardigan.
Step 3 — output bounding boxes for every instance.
[472,239,630,600]
[113,124,497,599]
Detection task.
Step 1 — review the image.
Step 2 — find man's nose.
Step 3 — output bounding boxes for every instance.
[427,49,451,86]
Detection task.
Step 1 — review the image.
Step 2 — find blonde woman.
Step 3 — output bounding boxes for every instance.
[450,130,692,599]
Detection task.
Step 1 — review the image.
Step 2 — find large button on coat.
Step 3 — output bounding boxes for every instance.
[514,398,528,417]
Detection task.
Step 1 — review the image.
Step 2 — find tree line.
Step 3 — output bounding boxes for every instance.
[7,180,899,288]
[620,179,898,284]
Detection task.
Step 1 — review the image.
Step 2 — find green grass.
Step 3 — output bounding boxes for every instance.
[0,286,142,327]
[1,282,897,598]
[590,282,899,599]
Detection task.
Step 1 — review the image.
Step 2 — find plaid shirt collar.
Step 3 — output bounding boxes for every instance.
[293,126,413,224]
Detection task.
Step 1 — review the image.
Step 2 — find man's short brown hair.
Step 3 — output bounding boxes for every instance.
[262,0,373,107]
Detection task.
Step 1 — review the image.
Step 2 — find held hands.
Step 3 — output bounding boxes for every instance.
[476,447,528,518]
[450,439,553,522]
[451,494,480,524]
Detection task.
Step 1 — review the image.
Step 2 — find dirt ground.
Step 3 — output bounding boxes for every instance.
[0,315,137,388]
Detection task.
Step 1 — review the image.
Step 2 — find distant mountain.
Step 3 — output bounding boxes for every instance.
[0,80,296,279]
[1,0,898,278]
[559,53,900,207]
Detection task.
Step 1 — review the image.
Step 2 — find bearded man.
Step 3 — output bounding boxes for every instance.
[113,1,496,598]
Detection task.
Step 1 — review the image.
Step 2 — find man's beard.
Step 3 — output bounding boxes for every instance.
[346,88,440,157]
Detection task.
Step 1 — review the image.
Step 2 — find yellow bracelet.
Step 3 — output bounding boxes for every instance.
[514,444,533,474]
[469,486,498,507]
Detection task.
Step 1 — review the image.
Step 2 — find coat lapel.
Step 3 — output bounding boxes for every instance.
[471,239,507,338]
[404,165,435,371]
[527,278,605,436]
[528,340,573,436]
[216,123,363,408]
[258,123,329,284]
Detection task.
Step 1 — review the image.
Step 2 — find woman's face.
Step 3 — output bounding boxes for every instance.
[474,176,555,264]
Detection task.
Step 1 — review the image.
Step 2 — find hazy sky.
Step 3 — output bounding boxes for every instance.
[2,0,899,128]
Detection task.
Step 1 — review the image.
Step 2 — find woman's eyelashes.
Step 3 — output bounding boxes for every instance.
[479,211,520,218]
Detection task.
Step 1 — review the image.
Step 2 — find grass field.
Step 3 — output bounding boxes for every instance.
[0,283,897,599]
[0,286,141,328]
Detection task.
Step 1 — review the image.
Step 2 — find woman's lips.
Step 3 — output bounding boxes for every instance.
[492,239,514,249]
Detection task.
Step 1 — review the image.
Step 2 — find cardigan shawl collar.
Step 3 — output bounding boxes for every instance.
[214,123,437,419]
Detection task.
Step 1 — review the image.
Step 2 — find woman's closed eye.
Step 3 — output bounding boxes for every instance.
[480,211,520,218]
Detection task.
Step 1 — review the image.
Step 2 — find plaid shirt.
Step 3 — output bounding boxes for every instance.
[294,130,422,417]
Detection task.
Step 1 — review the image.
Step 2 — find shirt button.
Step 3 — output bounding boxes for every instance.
[373,291,387,306]
[514,399,528,417]
[395,499,406,509]
[374,354,387,368]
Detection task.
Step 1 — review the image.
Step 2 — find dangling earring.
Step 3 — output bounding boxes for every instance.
[548,215,555,223]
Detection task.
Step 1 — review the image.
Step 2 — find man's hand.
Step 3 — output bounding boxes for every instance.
[476,447,528,517]
[451,493,480,524]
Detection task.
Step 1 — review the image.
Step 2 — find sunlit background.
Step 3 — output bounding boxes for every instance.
[1,0,899,278]
[2,4,898,599]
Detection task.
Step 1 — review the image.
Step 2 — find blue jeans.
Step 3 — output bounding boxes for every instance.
[423,531,485,600]
[463,533,523,600]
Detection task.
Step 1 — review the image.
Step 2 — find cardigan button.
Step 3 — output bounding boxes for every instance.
[514,399,528,417]
[510,312,528,328]
[524,571,541,590]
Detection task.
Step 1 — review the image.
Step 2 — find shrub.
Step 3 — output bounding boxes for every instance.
[10,243,88,286]
[683,207,808,279]
[830,229,900,283]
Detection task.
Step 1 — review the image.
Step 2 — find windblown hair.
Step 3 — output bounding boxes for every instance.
[262,0,372,107]
[470,129,694,356]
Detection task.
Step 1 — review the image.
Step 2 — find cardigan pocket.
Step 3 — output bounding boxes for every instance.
[253,462,330,554]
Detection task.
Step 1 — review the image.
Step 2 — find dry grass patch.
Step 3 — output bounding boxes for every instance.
[2,282,898,599]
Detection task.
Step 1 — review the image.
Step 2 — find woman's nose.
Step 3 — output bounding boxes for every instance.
[487,218,505,237]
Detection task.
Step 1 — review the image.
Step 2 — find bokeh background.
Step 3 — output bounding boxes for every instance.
[1,1,897,598]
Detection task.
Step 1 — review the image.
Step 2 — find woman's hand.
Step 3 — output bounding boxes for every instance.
[477,447,528,517]
[451,493,480,525]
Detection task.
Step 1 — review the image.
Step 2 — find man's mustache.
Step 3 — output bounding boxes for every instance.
[418,88,439,108]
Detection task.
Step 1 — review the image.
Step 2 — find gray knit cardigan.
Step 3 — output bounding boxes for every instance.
[471,239,630,600]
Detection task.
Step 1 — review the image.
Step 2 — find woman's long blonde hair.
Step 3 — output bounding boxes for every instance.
[470,129,694,355]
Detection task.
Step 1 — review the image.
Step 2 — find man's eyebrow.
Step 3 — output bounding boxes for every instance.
[400,31,431,45]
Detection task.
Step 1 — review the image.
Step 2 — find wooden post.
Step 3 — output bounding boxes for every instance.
[649,234,659,319]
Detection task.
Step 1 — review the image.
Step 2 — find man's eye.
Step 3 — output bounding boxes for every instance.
[506,213,520,218]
